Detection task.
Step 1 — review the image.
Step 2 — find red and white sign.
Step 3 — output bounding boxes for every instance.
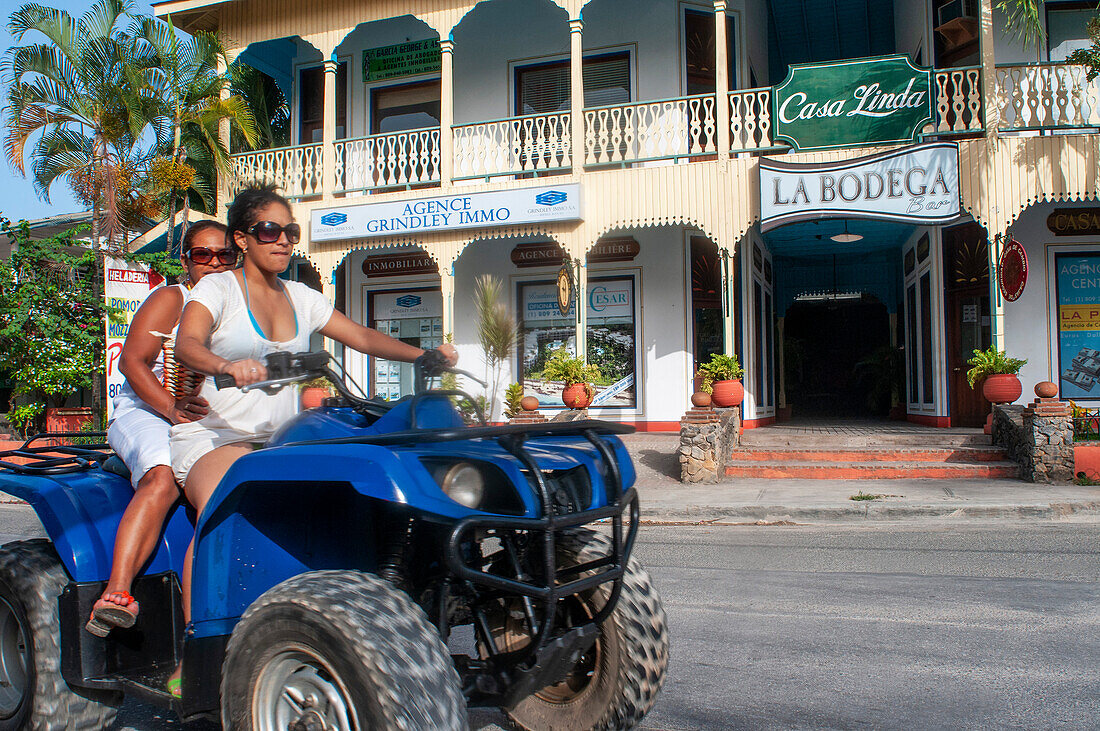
[104,257,165,419]
[998,238,1028,302]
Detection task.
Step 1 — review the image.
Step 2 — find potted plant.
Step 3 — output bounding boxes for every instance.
[540,348,602,409]
[299,377,332,409]
[966,346,1027,403]
[696,353,744,408]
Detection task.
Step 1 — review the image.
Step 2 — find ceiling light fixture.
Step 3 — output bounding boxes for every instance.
[830,221,863,243]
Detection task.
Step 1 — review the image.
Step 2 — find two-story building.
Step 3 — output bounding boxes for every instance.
[154,0,1100,429]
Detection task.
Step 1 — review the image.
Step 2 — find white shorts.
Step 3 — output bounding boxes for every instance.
[107,406,172,487]
[170,424,256,487]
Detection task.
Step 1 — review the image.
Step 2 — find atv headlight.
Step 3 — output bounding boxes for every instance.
[420,458,526,515]
[441,462,485,508]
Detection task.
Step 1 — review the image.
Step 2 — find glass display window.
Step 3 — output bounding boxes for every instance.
[370,289,442,400]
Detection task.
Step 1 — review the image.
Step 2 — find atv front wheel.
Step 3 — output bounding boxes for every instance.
[0,540,120,731]
[221,570,465,731]
[503,528,669,731]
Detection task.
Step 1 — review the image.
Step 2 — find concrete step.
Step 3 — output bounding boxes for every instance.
[739,431,991,449]
[728,447,1008,464]
[724,460,1020,480]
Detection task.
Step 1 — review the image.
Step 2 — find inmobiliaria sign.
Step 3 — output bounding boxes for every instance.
[759,142,961,233]
[773,54,933,151]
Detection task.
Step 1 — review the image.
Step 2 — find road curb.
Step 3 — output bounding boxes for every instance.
[639,500,1100,524]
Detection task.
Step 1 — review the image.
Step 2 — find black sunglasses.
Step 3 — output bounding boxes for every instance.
[246,221,301,244]
[185,247,238,266]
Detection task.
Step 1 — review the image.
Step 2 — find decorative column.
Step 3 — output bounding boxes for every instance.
[569,19,585,176]
[440,39,455,188]
[321,58,338,200]
[713,0,731,161]
[989,233,1005,350]
[721,248,736,358]
[216,49,240,210]
[575,258,588,360]
[440,264,456,340]
[978,0,999,137]
[321,264,339,356]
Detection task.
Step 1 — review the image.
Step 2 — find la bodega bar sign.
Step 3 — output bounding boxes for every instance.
[760,143,960,232]
[774,55,933,151]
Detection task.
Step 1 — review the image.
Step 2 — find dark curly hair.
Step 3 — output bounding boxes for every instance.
[181,219,229,254]
[225,184,293,245]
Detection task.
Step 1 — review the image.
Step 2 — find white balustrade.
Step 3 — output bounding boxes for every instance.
[933,67,984,134]
[994,63,1100,130]
[335,129,441,192]
[452,112,572,179]
[584,95,717,166]
[229,143,323,199]
[728,88,773,151]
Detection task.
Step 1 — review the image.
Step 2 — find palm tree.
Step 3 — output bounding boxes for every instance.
[231,62,290,153]
[2,0,155,250]
[133,15,257,253]
[474,274,520,422]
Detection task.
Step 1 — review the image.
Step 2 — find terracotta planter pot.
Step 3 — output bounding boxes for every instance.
[710,380,744,408]
[691,392,712,408]
[520,396,540,412]
[981,374,1022,405]
[562,383,594,409]
[1034,381,1058,399]
[300,387,330,409]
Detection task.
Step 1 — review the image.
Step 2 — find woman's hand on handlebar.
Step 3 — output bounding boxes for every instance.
[221,359,267,388]
[435,343,459,366]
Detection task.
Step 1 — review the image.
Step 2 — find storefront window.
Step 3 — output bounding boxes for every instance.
[519,277,637,408]
[370,290,443,400]
[1055,252,1100,400]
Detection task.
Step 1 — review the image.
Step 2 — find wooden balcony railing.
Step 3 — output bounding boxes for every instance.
[452,111,572,180]
[994,62,1100,131]
[226,63,1100,198]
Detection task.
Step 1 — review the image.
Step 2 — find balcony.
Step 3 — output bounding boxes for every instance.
[228,63,1099,200]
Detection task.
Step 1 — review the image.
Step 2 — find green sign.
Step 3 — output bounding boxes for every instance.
[362,39,441,83]
[773,55,933,151]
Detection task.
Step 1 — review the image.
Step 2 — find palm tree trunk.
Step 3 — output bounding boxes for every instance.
[166,192,178,255]
[180,193,191,254]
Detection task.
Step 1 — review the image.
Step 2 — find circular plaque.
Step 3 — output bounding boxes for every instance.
[998,239,1028,302]
[557,262,573,317]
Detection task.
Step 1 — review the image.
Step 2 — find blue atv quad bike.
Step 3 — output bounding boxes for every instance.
[0,350,669,730]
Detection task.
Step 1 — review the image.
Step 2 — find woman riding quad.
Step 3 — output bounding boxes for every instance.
[169,184,457,696]
[87,220,236,638]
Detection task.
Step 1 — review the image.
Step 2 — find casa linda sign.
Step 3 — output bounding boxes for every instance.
[1046,208,1100,236]
[773,54,933,151]
[311,184,582,242]
[759,142,960,233]
[362,38,441,83]
[998,238,1028,302]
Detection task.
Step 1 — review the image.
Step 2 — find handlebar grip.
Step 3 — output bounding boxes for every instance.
[214,373,237,390]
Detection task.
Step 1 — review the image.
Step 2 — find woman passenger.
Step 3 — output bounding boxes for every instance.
[88,220,235,638]
[168,185,457,695]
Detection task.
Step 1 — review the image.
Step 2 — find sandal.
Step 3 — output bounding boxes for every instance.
[85,591,139,638]
[166,676,182,700]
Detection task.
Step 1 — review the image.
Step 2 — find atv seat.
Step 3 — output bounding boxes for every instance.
[101,456,132,482]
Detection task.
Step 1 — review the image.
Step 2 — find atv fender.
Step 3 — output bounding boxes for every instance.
[0,469,191,583]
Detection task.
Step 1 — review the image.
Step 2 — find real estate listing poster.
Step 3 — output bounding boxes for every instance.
[1056,253,1100,400]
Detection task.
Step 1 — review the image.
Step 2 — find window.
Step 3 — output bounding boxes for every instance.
[518,277,637,408]
[298,62,347,143]
[370,290,443,401]
[515,53,631,115]
[683,8,736,95]
[371,80,441,134]
[1047,3,1095,61]
[1054,252,1100,400]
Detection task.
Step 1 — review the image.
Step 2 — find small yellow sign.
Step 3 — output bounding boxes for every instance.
[1059,305,1100,331]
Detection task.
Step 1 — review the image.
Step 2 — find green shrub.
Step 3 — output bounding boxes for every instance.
[965,347,1027,389]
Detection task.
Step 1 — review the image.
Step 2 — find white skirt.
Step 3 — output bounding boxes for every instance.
[107,405,172,487]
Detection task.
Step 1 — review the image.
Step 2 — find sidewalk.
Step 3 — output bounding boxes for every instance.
[621,433,1100,524]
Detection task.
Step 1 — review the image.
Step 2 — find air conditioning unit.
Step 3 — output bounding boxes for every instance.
[937,0,977,27]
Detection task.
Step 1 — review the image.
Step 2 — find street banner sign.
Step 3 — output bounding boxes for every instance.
[104,257,164,420]
[773,54,933,151]
[759,142,960,232]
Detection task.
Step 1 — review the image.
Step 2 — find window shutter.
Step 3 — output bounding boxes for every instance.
[518,64,570,115]
[583,54,631,107]
[517,53,632,114]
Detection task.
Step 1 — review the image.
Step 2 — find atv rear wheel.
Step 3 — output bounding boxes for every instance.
[0,540,120,731]
[503,529,669,731]
[221,570,465,731]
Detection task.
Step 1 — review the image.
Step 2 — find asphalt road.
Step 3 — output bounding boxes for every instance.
[0,507,1095,730]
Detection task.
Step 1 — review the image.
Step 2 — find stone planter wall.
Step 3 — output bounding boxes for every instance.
[992,398,1075,483]
[679,406,740,483]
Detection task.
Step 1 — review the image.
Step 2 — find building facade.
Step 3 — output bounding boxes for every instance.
[154,0,1100,429]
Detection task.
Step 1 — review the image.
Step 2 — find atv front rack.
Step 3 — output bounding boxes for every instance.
[0,432,112,475]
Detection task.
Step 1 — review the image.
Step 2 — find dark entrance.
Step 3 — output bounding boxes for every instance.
[783,297,893,418]
[943,223,992,427]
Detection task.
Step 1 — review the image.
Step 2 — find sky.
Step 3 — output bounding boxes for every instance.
[0,0,156,223]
